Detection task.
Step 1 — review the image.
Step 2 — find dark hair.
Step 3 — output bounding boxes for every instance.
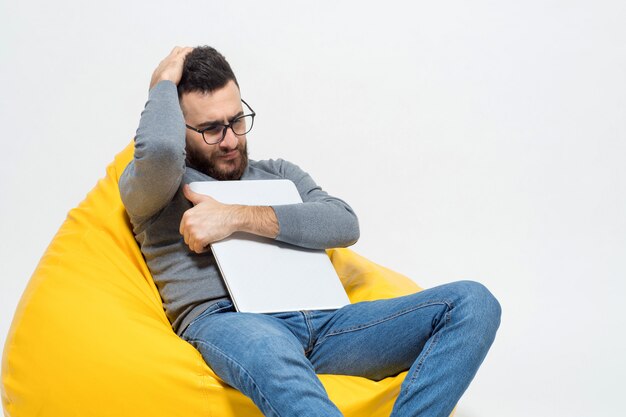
[177,46,239,97]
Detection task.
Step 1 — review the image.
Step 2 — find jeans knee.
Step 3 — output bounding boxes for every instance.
[454,280,501,333]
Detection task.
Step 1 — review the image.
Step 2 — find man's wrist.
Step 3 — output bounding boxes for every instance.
[229,205,247,232]
[234,205,279,239]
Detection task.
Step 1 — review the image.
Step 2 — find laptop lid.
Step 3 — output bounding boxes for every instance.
[189,180,350,313]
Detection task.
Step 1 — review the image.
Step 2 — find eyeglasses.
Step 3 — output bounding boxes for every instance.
[185,99,256,145]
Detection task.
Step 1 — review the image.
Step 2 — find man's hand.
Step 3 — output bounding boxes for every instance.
[180,184,280,254]
[180,184,238,253]
[149,46,194,90]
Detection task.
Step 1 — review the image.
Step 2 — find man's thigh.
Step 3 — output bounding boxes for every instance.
[182,307,310,386]
[307,285,457,380]
[182,305,347,417]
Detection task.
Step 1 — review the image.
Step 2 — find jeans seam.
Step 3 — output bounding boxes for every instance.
[313,299,453,351]
[302,311,315,355]
[187,338,283,417]
[406,304,452,387]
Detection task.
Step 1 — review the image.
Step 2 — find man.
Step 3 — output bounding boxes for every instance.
[119,45,501,417]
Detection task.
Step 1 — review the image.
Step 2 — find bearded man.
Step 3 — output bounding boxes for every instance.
[119,45,501,417]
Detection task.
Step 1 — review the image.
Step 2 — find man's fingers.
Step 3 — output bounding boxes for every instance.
[188,231,207,254]
[179,188,227,252]
[180,214,207,253]
[179,209,188,236]
[183,184,200,205]
[179,46,194,56]
[183,184,212,206]
[186,227,200,253]
[182,184,194,203]
[169,46,192,57]
[171,46,193,62]
[182,224,189,245]
[150,46,194,90]
[193,240,208,254]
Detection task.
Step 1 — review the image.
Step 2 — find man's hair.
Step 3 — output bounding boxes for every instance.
[177,46,239,97]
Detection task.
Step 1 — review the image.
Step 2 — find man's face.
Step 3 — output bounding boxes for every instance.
[180,80,248,180]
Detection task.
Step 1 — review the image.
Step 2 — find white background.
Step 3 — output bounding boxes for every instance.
[1,1,625,416]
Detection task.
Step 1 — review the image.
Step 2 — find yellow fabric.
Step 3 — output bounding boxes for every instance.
[2,143,424,417]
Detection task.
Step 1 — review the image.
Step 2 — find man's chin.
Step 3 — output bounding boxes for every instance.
[187,146,249,180]
[213,161,244,180]
[207,153,248,180]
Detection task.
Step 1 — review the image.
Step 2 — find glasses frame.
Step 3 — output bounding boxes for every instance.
[185,99,256,145]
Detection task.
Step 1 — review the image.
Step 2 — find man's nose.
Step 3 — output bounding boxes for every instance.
[219,127,238,150]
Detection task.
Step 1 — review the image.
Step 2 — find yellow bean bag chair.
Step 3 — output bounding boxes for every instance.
[2,143,424,417]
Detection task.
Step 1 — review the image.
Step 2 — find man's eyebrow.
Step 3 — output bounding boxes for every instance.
[196,111,244,129]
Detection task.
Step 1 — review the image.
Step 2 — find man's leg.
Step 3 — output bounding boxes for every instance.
[306,280,501,417]
[181,301,343,417]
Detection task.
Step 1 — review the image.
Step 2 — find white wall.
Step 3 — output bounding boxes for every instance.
[1,1,624,416]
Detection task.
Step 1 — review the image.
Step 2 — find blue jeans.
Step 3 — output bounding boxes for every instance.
[181,280,501,417]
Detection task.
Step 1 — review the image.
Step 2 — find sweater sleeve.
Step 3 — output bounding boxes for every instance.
[119,81,187,220]
[270,159,360,249]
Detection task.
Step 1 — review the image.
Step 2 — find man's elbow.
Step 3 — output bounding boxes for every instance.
[338,215,360,248]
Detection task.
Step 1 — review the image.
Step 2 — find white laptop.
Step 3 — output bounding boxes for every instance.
[189,180,351,313]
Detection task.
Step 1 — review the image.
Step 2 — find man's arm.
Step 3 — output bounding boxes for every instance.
[179,160,360,253]
[119,47,193,220]
[180,184,279,254]
[269,158,360,249]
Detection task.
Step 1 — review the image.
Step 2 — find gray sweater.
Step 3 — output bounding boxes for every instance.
[119,81,360,336]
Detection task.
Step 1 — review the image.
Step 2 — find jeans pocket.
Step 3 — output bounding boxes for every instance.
[182,299,234,339]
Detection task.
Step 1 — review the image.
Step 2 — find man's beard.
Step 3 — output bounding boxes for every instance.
[186,142,249,181]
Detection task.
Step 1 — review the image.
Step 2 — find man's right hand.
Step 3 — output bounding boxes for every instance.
[149,46,194,90]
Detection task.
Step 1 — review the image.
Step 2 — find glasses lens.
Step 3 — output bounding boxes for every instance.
[201,125,224,144]
[232,115,254,135]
